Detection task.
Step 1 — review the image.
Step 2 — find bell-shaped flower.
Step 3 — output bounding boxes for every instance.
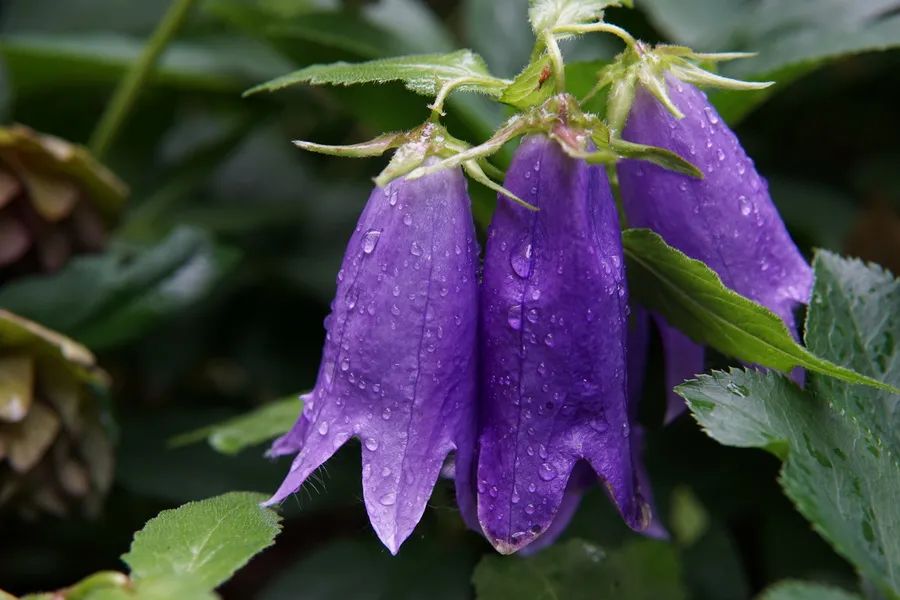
[266,165,479,555]
[476,134,651,554]
[617,76,813,417]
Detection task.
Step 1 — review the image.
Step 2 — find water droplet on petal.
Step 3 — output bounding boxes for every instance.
[318,421,329,435]
[510,241,533,278]
[410,241,423,256]
[507,304,523,330]
[380,493,396,506]
[738,195,751,216]
[403,213,412,226]
[340,358,350,371]
[362,230,381,254]
[365,438,379,451]
[544,333,555,347]
[539,463,557,481]
[382,408,392,420]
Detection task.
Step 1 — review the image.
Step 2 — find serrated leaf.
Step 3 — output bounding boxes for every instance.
[473,539,686,600]
[759,580,863,600]
[0,227,239,350]
[622,229,899,393]
[122,492,281,590]
[499,53,554,109]
[678,252,900,599]
[170,395,301,455]
[244,49,507,98]
[528,0,629,36]
[678,369,900,598]
[804,252,900,454]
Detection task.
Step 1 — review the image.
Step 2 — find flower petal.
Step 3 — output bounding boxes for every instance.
[618,76,813,337]
[477,135,648,554]
[266,168,479,554]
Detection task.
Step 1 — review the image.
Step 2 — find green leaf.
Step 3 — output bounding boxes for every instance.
[758,580,863,600]
[528,0,629,36]
[499,53,554,109]
[804,252,900,453]
[170,395,301,455]
[244,50,508,98]
[622,228,899,393]
[678,370,900,597]
[472,539,686,600]
[0,227,240,350]
[122,492,282,590]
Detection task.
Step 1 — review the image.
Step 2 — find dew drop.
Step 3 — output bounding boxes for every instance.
[544,333,555,347]
[340,358,350,371]
[524,503,536,515]
[738,195,752,216]
[410,241,423,256]
[510,242,534,278]
[704,106,720,125]
[391,304,401,316]
[382,408,392,420]
[318,421,329,435]
[508,304,523,330]
[380,493,396,506]
[362,229,381,254]
[382,466,392,477]
[365,438,379,451]
[716,148,725,162]
[403,213,413,226]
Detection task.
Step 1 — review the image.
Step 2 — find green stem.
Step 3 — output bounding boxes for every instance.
[544,33,566,92]
[89,0,200,158]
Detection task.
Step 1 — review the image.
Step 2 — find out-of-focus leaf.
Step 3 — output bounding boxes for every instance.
[473,539,686,600]
[622,229,898,393]
[122,492,281,590]
[363,0,457,54]
[640,0,900,122]
[171,395,301,455]
[758,581,863,600]
[767,178,858,251]
[245,50,508,97]
[463,0,534,78]
[260,535,477,600]
[0,33,291,95]
[0,227,240,350]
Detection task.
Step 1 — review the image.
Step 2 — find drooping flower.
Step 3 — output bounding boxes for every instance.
[476,134,650,554]
[617,76,813,417]
[0,310,113,517]
[0,125,126,280]
[266,164,479,554]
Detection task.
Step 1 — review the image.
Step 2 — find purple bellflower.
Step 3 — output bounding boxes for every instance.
[617,77,813,419]
[266,165,479,554]
[476,134,651,554]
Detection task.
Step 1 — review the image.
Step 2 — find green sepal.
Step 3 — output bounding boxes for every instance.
[594,43,773,133]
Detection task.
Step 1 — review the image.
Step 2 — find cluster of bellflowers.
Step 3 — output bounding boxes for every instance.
[256,1,813,555]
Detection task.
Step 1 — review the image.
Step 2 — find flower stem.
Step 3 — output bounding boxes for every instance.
[553,23,637,49]
[89,0,200,159]
[544,34,566,92]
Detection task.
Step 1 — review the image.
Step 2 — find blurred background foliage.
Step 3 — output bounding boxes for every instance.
[0,0,898,598]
